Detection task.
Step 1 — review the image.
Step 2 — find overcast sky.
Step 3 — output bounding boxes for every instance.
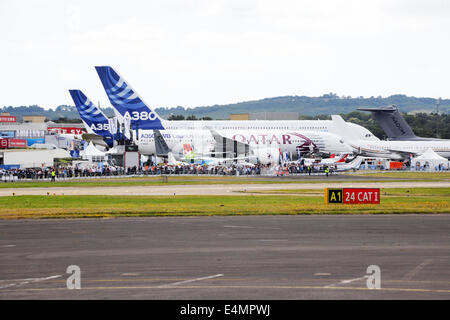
[1,0,449,109]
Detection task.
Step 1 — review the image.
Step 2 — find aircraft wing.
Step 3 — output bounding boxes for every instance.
[82,133,102,141]
[386,149,418,159]
[81,133,109,148]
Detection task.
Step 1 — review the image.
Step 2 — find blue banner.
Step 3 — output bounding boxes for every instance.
[26,138,45,146]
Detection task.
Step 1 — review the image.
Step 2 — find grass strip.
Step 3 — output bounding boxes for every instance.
[246,187,450,197]
[0,194,448,219]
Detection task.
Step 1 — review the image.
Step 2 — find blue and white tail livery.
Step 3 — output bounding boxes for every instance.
[69,89,114,147]
[95,66,165,130]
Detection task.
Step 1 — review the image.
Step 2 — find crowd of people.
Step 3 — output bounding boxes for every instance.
[0,162,336,181]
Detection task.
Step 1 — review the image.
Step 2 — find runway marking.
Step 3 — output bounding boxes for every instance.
[324,275,368,288]
[0,245,16,248]
[224,225,257,229]
[4,284,450,294]
[40,277,450,285]
[0,275,62,289]
[157,274,224,288]
[403,259,433,281]
[224,225,281,230]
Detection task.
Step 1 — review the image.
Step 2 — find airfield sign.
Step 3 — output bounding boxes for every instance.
[325,188,380,204]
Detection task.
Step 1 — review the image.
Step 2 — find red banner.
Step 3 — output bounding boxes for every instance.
[0,116,17,123]
[0,138,27,148]
[47,127,86,135]
[342,188,380,204]
[389,162,404,170]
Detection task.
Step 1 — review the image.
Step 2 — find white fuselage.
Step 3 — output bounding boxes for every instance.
[135,129,353,157]
[349,140,450,160]
[158,119,379,141]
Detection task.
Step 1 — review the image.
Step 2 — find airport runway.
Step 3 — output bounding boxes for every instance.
[0,181,449,196]
[1,215,449,299]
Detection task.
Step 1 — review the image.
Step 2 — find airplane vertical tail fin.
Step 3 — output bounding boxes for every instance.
[330,115,355,142]
[336,154,349,163]
[167,152,179,165]
[357,105,417,140]
[95,66,165,130]
[153,129,170,156]
[69,89,114,147]
[183,144,195,162]
[69,90,108,133]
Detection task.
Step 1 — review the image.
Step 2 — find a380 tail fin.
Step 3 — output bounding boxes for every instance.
[95,66,164,130]
[69,89,114,147]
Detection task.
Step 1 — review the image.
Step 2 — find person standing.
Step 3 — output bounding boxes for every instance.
[51,168,56,182]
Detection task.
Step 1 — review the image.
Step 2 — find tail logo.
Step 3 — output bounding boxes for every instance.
[124,111,157,121]
[90,123,110,132]
[97,67,147,111]
[290,132,319,153]
[390,116,406,135]
[95,66,164,130]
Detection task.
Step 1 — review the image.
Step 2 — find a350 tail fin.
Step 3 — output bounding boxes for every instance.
[69,89,114,147]
[357,105,417,140]
[95,66,164,130]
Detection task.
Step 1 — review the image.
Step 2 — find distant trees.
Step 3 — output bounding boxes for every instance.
[168,114,185,120]
[1,95,449,139]
[168,114,212,121]
[52,117,82,123]
[297,111,449,139]
[342,111,449,139]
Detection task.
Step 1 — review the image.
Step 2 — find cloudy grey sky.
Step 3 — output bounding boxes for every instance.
[1,0,449,109]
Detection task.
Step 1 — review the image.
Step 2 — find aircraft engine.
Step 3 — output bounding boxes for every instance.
[250,147,280,166]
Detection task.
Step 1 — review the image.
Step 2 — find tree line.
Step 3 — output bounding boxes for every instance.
[299,111,450,139]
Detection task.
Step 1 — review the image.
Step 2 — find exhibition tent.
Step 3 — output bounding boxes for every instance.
[411,148,449,171]
[81,142,106,161]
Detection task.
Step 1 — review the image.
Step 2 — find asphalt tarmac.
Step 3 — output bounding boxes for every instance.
[1,215,449,299]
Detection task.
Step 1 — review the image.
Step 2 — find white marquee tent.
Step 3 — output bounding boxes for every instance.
[411,148,449,171]
[81,142,106,161]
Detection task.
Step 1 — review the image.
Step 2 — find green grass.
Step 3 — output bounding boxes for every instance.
[358,171,450,180]
[0,193,448,219]
[245,187,450,197]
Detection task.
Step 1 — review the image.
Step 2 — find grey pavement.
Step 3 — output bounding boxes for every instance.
[1,215,449,299]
